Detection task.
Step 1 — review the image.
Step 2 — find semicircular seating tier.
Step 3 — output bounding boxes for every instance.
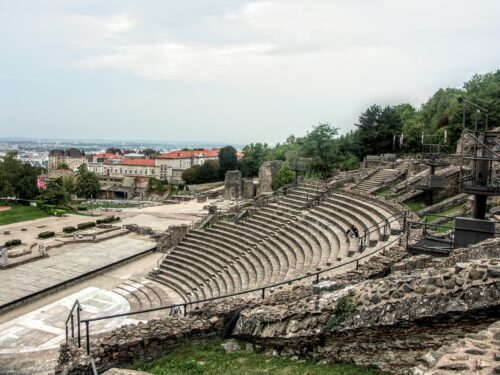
[151,180,404,303]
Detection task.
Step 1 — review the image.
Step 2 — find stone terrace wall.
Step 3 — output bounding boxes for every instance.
[232,258,500,374]
[57,315,225,375]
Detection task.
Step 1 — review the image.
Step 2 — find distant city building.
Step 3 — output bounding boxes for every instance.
[48,148,86,171]
[156,149,219,183]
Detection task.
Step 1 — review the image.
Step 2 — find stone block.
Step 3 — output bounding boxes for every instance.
[223,170,242,200]
[312,281,343,294]
[258,160,283,194]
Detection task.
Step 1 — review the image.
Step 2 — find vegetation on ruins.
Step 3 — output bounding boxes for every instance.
[148,177,169,195]
[326,296,358,331]
[132,339,387,375]
[77,221,96,230]
[273,162,295,190]
[4,239,21,247]
[38,230,55,239]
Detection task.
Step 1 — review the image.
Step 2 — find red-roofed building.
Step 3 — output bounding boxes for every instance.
[156,148,220,183]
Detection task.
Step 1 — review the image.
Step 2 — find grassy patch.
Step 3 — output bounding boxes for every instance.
[0,205,49,226]
[132,340,386,375]
[405,201,426,212]
[434,220,455,233]
[375,187,391,197]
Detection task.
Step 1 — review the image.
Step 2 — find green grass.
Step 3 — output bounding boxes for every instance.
[0,205,49,226]
[434,220,455,233]
[405,201,426,212]
[132,340,387,375]
[375,187,391,197]
[424,204,465,223]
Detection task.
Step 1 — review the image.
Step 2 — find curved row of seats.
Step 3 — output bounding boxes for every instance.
[152,180,403,303]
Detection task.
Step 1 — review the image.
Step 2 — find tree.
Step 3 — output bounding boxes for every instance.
[218,146,238,178]
[58,162,70,170]
[197,160,220,183]
[239,143,272,177]
[181,165,201,184]
[355,105,402,157]
[75,164,100,199]
[273,162,295,190]
[300,123,339,177]
[0,152,41,201]
[38,178,69,207]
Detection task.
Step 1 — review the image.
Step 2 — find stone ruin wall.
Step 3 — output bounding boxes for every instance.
[257,160,283,195]
[56,235,500,375]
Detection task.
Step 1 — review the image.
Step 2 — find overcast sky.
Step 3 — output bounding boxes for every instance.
[0,0,499,145]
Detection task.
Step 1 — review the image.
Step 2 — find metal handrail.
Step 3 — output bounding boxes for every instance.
[77,215,408,354]
[65,299,82,348]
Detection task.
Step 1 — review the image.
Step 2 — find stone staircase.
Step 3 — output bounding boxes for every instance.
[353,168,400,192]
[151,180,403,304]
[112,277,171,319]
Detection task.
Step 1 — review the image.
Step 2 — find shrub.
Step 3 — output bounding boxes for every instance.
[96,216,119,224]
[63,226,77,234]
[38,231,55,239]
[76,206,88,211]
[77,222,96,230]
[326,296,357,330]
[5,239,22,247]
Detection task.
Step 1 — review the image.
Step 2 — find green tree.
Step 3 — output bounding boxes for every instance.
[354,105,403,157]
[239,143,271,177]
[197,160,220,183]
[299,123,339,177]
[218,146,238,178]
[273,162,295,190]
[181,165,201,184]
[38,178,69,207]
[75,164,100,199]
[0,152,41,201]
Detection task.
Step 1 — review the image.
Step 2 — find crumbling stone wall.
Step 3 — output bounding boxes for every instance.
[56,315,225,375]
[232,258,500,373]
[258,160,283,195]
[156,224,189,252]
[223,170,242,200]
[242,179,256,199]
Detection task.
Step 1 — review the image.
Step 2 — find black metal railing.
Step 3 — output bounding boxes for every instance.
[65,299,82,348]
[67,212,408,355]
[406,214,500,254]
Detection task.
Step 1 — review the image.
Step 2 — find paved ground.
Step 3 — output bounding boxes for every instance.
[0,213,108,246]
[0,287,131,354]
[0,236,155,310]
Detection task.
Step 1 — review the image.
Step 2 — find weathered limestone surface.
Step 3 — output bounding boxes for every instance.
[242,179,256,199]
[232,257,500,374]
[156,224,189,252]
[257,160,283,195]
[223,170,242,199]
[412,320,500,374]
